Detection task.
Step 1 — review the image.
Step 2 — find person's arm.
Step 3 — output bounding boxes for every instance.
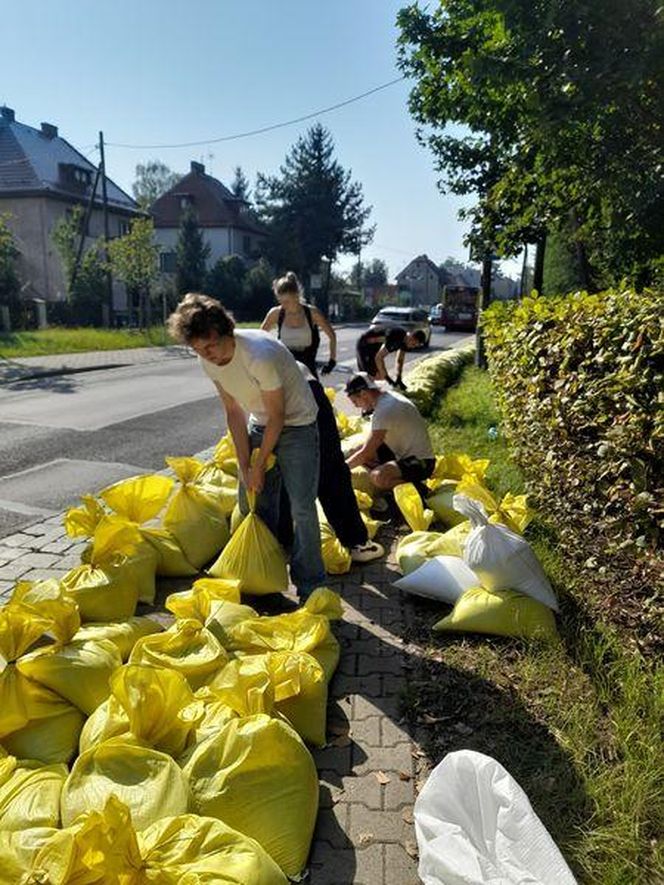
[374,345,393,382]
[216,384,251,483]
[313,307,337,363]
[260,307,279,332]
[247,387,285,493]
[346,429,387,469]
[395,348,406,382]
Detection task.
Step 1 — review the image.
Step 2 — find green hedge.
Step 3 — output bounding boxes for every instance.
[405,342,475,416]
[483,289,663,560]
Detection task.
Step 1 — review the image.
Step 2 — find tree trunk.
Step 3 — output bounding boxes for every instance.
[533,233,547,294]
[570,210,593,292]
[475,251,493,370]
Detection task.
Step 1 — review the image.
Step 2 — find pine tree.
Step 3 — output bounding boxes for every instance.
[175,206,210,296]
[230,166,251,202]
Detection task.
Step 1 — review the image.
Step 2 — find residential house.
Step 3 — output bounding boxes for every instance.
[150,162,266,274]
[0,106,141,310]
[395,254,442,306]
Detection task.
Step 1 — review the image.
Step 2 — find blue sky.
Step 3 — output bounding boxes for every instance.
[3,0,518,280]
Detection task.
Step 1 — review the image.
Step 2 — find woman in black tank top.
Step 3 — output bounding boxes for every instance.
[260,271,337,378]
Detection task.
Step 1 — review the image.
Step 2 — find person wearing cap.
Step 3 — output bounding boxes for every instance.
[167,292,326,601]
[355,326,427,390]
[344,373,435,492]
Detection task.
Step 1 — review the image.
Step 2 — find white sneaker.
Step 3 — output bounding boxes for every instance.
[350,540,384,563]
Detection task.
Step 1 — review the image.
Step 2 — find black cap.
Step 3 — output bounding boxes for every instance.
[345,373,377,396]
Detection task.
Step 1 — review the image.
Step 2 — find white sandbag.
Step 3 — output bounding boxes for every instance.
[394,556,480,604]
[454,495,558,612]
[414,750,577,885]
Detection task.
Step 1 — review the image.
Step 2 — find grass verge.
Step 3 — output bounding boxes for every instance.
[403,365,663,884]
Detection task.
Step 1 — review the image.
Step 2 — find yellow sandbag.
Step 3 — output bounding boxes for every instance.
[110,664,203,756]
[60,516,142,621]
[204,598,259,646]
[425,453,490,490]
[129,618,228,689]
[163,456,230,569]
[304,587,343,619]
[79,695,130,754]
[17,637,122,715]
[396,523,472,574]
[433,586,559,642]
[227,607,340,681]
[63,494,106,539]
[100,474,196,577]
[2,703,84,764]
[192,688,239,744]
[0,755,67,831]
[72,616,162,661]
[354,488,373,510]
[427,479,469,527]
[362,509,383,540]
[320,519,351,575]
[62,738,190,831]
[196,467,239,518]
[350,465,376,497]
[165,576,241,621]
[208,488,288,595]
[0,828,65,885]
[9,579,80,644]
[182,714,318,877]
[136,812,288,884]
[394,482,434,532]
[455,477,534,534]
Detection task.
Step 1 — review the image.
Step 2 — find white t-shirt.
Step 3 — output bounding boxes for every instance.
[371,390,434,461]
[200,330,318,427]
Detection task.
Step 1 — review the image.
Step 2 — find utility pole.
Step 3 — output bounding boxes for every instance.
[475,250,493,369]
[99,131,114,326]
[533,232,547,295]
[519,244,529,298]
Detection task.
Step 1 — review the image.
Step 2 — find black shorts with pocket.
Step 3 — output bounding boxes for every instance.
[376,443,435,484]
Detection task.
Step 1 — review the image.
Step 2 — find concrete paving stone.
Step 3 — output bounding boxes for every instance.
[56,555,84,570]
[332,673,382,699]
[348,804,413,845]
[21,568,69,582]
[1,533,38,548]
[312,744,353,776]
[21,523,62,538]
[326,772,383,810]
[357,652,404,678]
[311,804,350,850]
[383,774,416,812]
[354,845,386,885]
[15,552,59,569]
[341,636,383,657]
[352,694,404,721]
[348,716,381,748]
[40,538,76,554]
[336,654,357,677]
[0,581,14,598]
[381,673,407,697]
[384,843,419,885]
[352,744,415,777]
[309,843,383,885]
[0,546,25,563]
[380,717,414,749]
[0,559,34,581]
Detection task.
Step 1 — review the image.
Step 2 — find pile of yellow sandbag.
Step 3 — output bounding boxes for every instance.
[392,452,560,643]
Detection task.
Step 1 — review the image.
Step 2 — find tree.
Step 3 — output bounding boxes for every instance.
[175,206,210,296]
[132,160,181,211]
[206,254,246,314]
[0,214,21,327]
[107,217,160,328]
[363,258,389,289]
[230,166,251,202]
[52,207,107,326]
[255,124,374,310]
[242,258,275,320]
[397,0,664,288]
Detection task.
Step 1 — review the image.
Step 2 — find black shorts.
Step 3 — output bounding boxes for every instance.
[376,443,435,484]
[356,341,380,376]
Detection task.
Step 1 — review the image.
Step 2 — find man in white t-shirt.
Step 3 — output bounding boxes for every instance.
[167,293,325,599]
[344,373,435,492]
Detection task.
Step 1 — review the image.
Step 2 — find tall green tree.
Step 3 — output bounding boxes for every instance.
[397,0,664,288]
[51,207,107,326]
[206,255,246,313]
[107,217,160,328]
[230,166,251,202]
[0,213,21,327]
[175,206,210,296]
[132,160,181,211]
[255,124,374,310]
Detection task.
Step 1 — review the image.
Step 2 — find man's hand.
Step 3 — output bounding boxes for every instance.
[320,358,336,375]
[392,376,407,391]
[246,462,266,494]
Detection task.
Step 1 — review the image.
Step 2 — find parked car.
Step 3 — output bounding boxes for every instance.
[369,306,432,347]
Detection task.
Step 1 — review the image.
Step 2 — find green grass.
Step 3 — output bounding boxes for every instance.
[405,365,663,884]
[0,324,258,359]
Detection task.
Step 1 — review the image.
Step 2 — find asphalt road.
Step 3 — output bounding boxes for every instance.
[0,325,468,537]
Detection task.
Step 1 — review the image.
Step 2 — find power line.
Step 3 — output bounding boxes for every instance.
[106,76,407,150]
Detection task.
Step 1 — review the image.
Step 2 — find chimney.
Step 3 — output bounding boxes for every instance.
[190,161,205,175]
[40,122,58,139]
[1,106,15,122]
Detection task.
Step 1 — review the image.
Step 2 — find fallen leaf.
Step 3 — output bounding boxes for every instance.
[405,839,419,859]
[402,809,414,824]
[357,832,374,846]
[375,770,391,785]
[398,771,412,781]
[411,748,426,759]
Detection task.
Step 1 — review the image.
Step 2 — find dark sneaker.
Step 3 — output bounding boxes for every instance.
[350,540,385,563]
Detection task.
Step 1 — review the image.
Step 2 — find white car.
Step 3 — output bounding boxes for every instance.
[369,306,432,347]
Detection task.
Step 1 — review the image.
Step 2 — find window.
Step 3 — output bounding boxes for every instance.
[160,251,177,274]
[118,220,130,236]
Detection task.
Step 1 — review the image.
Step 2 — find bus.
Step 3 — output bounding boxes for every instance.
[439,285,479,331]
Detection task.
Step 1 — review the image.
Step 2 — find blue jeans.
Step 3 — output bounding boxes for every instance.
[240,421,326,599]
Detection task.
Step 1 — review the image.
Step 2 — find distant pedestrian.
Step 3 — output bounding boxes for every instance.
[355,325,426,390]
[167,292,326,601]
[261,271,337,378]
[344,373,435,493]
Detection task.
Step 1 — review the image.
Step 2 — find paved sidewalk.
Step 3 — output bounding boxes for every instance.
[0,345,192,384]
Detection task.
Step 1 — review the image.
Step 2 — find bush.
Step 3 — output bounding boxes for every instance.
[483,289,662,647]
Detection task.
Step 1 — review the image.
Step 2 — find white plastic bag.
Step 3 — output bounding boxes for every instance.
[394,556,480,604]
[414,750,577,885]
[454,495,558,611]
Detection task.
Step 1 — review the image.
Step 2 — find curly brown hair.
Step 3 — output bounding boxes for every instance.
[167,293,235,344]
